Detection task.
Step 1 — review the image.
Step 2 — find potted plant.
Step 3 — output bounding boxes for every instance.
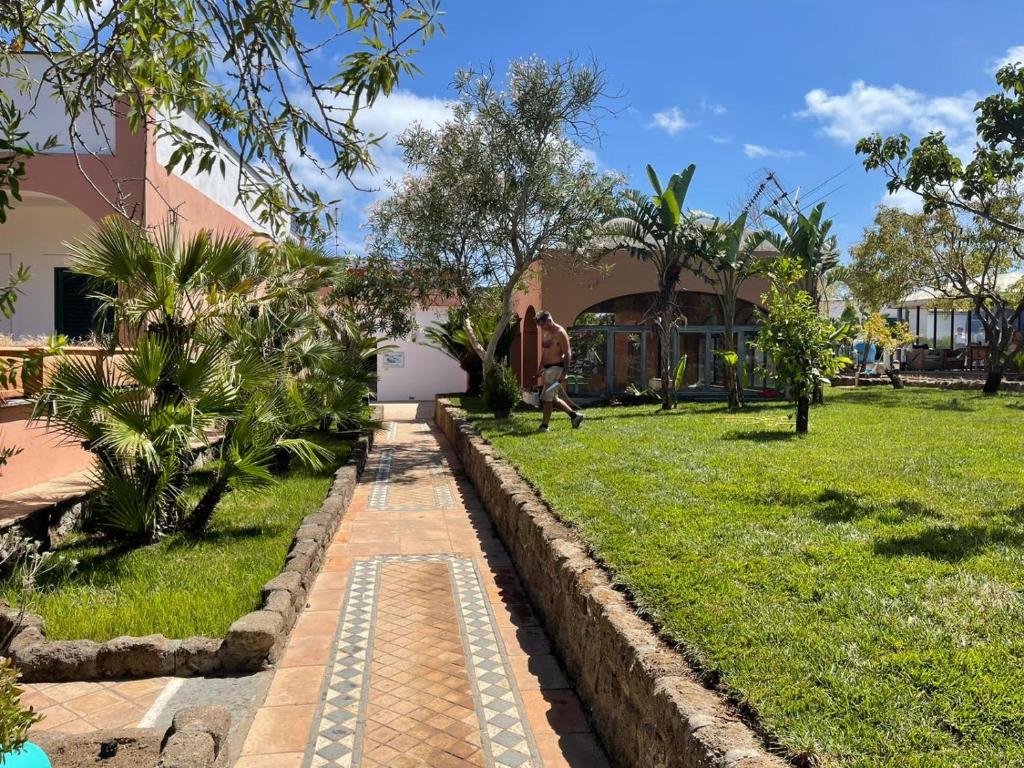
[0,657,48,767]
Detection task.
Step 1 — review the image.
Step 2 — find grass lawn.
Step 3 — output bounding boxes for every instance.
[7,433,349,641]
[457,388,1024,768]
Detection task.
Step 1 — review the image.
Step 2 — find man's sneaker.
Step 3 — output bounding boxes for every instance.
[538,423,550,432]
[570,411,586,429]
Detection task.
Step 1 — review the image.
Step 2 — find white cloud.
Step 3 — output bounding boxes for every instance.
[880,187,923,213]
[743,143,805,159]
[709,135,731,144]
[650,107,693,135]
[283,89,452,252]
[700,97,726,115]
[798,80,977,149]
[991,45,1024,72]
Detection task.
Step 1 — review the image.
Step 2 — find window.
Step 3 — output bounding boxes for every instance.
[54,268,114,340]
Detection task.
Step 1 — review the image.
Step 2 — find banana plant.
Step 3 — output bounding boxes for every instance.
[604,164,700,409]
[695,211,759,408]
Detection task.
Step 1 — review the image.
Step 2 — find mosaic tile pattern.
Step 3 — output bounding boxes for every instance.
[306,559,379,768]
[368,449,393,509]
[367,446,454,512]
[304,555,540,768]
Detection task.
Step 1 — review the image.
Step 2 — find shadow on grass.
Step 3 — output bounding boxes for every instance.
[811,490,943,524]
[832,389,985,412]
[873,509,1024,561]
[722,429,797,442]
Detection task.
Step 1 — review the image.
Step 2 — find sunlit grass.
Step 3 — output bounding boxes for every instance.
[7,434,349,641]
[459,388,1024,768]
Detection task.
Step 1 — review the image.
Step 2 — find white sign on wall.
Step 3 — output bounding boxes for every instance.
[383,351,405,369]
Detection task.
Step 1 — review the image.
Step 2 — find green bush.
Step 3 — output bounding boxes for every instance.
[0,658,39,756]
[482,362,521,417]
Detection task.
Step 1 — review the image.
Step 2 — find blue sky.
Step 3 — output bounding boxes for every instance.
[304,1,1024,257]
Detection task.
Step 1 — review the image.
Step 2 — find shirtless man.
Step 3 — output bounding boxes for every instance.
[534,310,585,432]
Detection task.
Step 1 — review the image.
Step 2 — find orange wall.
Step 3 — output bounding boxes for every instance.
[536,249,770,327]
[15,105,147,224]
[143,130,259,237]
[0,403,92,496]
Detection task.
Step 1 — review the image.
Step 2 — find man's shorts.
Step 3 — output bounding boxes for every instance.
[541,365,563,402]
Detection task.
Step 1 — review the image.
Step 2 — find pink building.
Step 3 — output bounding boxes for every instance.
[0,55,276,496]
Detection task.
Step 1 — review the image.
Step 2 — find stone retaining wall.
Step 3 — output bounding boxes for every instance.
[3,433,372,683]
[436,399,789,768]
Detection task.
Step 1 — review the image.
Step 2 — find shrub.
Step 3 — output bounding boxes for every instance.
[0,657,40,756]
[483,362,521,417]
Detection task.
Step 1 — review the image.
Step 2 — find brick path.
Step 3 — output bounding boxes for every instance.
[237,403,609,768]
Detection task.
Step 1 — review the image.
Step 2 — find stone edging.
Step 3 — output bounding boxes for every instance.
[33,704,231,768]
[435,399,789,768]
[2,432,373,683]
[832,374,1024,391]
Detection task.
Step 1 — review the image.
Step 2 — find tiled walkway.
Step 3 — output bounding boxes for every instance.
[22,677,171,735]
[237,403,609,768]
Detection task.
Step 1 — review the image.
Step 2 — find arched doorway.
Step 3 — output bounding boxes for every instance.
[568,292,763,397]
[1,191,100,339]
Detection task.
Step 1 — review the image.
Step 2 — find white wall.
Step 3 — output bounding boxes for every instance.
[1,55,115,154]
[376,308,467,401]
[0,193,96,338]
[156,111,286,236]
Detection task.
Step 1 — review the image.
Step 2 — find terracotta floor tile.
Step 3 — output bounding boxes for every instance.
[107,676,169,700]
[263,666,325,706]
[37,681,101,705]
[239,407,609,767]
[534,732,611,767]
[241,704,317,755]
[29,705,78,732]
[304,587,346,611]
[520,689,591,734]
[233,753,305,768]
[83,700,147,730]
[63,689,125,717]
[509,653,571,691]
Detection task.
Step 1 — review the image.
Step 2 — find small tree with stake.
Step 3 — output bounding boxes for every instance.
[756,260,852,434]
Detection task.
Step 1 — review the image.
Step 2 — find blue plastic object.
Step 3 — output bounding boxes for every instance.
[0,743,51,767]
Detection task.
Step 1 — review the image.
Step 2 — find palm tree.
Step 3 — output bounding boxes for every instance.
[760,201,840,307]
[424,309,519,394]
[604,164,700,409]
[695,212,759,409]
[33,220,332,542]
[760,201,841,403]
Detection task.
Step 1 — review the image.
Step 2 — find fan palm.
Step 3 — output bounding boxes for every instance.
[424,309,519,394]
[604,164,700,409]
[33,220,330,541]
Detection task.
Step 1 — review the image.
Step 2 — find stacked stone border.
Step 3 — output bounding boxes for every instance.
[435,399,789,768]
[1,432,374,683]
[832,374,1024,391]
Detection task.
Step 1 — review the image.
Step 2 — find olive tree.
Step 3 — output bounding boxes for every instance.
[368,55,621,370]
[848,204,1024,393]
[0,0,442,236]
